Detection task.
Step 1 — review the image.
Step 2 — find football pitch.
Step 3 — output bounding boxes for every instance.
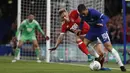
[0,56,130,73]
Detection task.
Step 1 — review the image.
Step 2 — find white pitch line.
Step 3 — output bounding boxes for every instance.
[58,63,130,71]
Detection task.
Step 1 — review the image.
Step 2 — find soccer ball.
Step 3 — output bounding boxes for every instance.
[89,61,101,71]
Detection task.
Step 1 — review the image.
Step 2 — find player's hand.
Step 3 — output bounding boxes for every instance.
[49,47,57,52]
[97,23,103,27]
[74,29,81,36]
[45,36,49,40]
[63,16,70,22]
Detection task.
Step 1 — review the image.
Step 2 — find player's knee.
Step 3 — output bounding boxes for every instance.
[76,37,82,42]
[89,41,97,48]
[104,42,113,52]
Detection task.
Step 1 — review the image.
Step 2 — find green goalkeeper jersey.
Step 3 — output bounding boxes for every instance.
[16,19,45,40]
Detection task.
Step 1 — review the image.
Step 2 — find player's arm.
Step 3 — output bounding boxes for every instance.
[56,33,65,48]
[74,18,90,35]
[49,33,65,52]
[15,20,25,37]
[35,21,49,40]
[35,21,45,36]
[68,10,89,33]
[37,24,45,36]
[49,22,67,51]
[69,10,90,35]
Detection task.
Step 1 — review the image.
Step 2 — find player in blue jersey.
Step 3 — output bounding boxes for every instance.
[77,4,126,72]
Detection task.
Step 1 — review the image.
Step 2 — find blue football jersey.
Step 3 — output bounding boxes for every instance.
[80,8,109,33]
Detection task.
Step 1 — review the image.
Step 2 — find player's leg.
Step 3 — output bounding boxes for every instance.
[104,42,126,71]
[84,38,92,62]
[95,43,111,70]
[76,36,92,61]
[88,39,111,71]
[84,32,100,61]
[93,43,104,66]
[12,40,24,62]
[88,41,106,69]
[32,40,41,63]
[88,41,100,58]
[76,36,90,55]
[99,31,126,71]
[94,38,106,68]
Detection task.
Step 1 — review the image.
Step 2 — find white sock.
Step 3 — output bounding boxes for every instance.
[14,52,20,60]
[37,57,40,60]
[111,48,124,66]
[93,49,99,58]
[88,45,99,58]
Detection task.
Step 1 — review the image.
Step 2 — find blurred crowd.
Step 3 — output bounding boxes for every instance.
[107,14,130,44]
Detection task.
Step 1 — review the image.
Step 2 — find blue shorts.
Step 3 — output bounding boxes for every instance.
[85,30,110,43]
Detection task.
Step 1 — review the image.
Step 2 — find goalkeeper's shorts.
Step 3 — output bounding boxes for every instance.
[20,35,37,42]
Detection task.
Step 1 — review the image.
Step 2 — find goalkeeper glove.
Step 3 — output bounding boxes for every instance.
[49,47,57,52]
[43,35,49,40]
[45,36,49,40]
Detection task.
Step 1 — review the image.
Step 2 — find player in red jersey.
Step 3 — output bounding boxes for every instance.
[49,8,92,60]
[58,9,107,68]
[49,9,112,71]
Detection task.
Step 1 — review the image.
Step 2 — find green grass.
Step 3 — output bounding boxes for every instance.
[0,56,130,73]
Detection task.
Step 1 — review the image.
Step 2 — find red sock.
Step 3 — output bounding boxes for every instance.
[77,40,89,55]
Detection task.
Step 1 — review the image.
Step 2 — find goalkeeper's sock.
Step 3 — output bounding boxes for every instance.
[77,40,89,55]
[14,48,20,59]
[111,48,124,66]
[35,49,40,60]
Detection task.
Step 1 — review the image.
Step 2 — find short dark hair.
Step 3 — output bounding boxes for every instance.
[77,4,86,13]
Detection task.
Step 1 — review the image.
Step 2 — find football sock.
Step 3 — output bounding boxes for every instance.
[35,48,40,60]
[14,48,20,58]
[111,48,124,66]
[77,40,89,55]
[88,45,99,58]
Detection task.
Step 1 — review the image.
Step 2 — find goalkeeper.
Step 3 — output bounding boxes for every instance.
[12,14,49,63]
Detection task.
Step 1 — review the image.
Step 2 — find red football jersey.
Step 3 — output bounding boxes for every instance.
[61,10,90,35]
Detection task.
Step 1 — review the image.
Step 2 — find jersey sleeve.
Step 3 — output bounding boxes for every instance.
[35,20,45,36]
[80,21,90,35]
[15,20,25,37]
